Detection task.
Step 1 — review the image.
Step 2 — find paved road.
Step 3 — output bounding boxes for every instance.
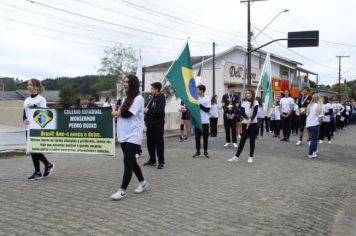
[0,126,355,236]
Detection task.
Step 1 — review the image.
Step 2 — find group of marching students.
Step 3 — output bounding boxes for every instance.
[23,76,355,202]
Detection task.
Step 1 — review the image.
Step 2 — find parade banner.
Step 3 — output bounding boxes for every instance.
[26,108,115,156]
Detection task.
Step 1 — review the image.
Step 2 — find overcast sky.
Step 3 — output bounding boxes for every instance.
[0,0,355,85]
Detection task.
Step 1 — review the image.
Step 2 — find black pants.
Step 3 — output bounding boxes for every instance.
[272,120,280,135]
[209,117,218,137]
[292,115,299,135]
[320,122,331,141]
[224,116,236,143]
[281,113,292,139]
[195,124,209,152]
[146,123,165,164]
[120,142,144,190]
[31,153,50,173]
[264,116,270,133]
[336,115,341,129]
[257,118,264,136]
[235,123,258,157]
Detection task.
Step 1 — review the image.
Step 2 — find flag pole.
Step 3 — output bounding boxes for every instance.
[146,38,190,108]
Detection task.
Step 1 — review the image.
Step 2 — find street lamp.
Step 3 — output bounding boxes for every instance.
[252,9,289,41]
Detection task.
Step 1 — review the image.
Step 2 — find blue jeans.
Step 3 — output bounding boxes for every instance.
[307,125,320,155]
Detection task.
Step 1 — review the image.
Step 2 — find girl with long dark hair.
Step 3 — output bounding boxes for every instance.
[24,79,55,180]
[111,74,148,200]
[228,89,259,163]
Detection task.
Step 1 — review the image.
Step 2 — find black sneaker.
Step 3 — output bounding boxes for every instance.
[179,137,184,142]
[143,161,156,166]
[43,163,55,178]
[192,152,200,158]
[204,151,209,158]
[157,163,164,169]
[28,172,42,181]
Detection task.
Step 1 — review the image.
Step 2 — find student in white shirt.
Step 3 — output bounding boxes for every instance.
[271,100,281,138]
[306,93,324,159]
[319,96,332,144]
[24,79,55,180]
[228,89,259,164]
[279,90,294,141]
[192,85,211,158]
[103,96,113,109]
[256,97,264,139]
[111,74,148,201]
[209,95,220,137]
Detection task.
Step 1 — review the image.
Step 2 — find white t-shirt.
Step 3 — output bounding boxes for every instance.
[336,103,344,115]
[117,95,144,145]
[323,103,332,122]
[306,103,324,128]
[209,104,220,118]
[24,94,47,119]
[280,97,294,114]
[241,100,258,124]
[274,106,281,120]
[257,105,264,118]
[199,95,211,124]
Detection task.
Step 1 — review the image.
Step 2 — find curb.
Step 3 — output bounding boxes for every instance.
[0,149,27,158]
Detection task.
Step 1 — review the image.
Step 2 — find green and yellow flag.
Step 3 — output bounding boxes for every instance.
[166,43,202,131]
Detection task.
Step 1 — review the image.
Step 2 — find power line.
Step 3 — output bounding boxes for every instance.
[24,0,212,45]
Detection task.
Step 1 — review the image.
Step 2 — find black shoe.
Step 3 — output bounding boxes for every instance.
[184,136,188,141]
[143,161,156,166]
[204,151,209,158]
[179,136,184,142]
[157,163,164,169]
[192,152,200,158]
[43,163,55,178]
[28,172,42,181]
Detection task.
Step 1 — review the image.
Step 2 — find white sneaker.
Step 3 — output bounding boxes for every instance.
[238,134,241,138]
[224,143,231,147]
[227,156,239,162]
[110,188,127,200]
[319,140,323,144]
[296,140,302,146]
[328,141,332,144]
[135,154,140,159]
[314,150,319,155]
[308,153,317,159]
[247,157,253,163]
[308,141,311,146]
[134,180,148,194]
[233,143,238,148]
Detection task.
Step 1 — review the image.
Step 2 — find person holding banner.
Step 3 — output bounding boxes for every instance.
[228,89,258,163]
[23,78,55,180]
[143,82,166,169]
[110,74,148,201]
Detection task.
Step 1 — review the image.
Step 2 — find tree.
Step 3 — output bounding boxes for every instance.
[59,84,78,108]
[98,44,138,98]
[330,83,351,99]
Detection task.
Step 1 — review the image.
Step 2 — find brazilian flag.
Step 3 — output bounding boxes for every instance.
[166,43,202,131]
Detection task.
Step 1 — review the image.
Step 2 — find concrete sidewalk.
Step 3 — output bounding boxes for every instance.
[0,124,26,154]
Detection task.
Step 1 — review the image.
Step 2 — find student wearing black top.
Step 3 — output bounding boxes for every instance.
[296,87,312,145]
[221,84,239,148]
[143,82,166,169]
[227,89,258,163]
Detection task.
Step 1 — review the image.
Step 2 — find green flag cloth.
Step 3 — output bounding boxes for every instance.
[260,52,273,111]
[166,43,202,131]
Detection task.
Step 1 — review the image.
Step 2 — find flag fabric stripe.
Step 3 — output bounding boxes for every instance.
[166,43,202,131]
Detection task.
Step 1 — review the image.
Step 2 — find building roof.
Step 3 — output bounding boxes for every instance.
[144,45,306,72]
[0,90,60,103]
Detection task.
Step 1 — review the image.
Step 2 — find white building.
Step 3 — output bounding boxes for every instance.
[143,46,316,130]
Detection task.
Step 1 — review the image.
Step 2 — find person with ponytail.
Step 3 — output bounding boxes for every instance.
[110,74,148,200]
[306,93,324,159]
[227,89,259,164]
[23,79,55,180]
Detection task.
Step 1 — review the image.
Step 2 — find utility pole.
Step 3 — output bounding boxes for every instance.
[212,42,216,95]
[336,55,350,102]
[241,0,267,89]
